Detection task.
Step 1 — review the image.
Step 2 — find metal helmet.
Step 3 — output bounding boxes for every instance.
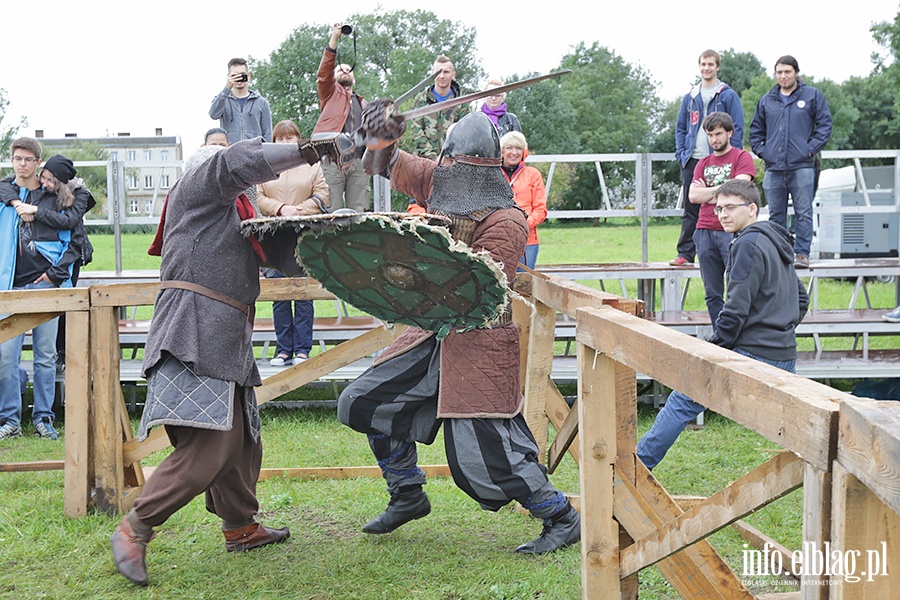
[438,112,502,167]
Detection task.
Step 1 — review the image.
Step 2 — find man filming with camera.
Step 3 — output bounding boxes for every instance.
[209,57,273,144]
[313,23,371,212]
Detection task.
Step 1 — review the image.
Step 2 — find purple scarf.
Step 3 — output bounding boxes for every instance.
[481,103,507,126]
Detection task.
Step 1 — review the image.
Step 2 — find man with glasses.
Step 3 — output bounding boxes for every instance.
[0,138,84,441]
[688,112,755,326]
[637,179,808,470]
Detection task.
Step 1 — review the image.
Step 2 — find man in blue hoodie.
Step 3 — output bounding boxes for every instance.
[209,58,273,144]
[750,55,832,269]
[671,49,744,267]
[638,179,808,470]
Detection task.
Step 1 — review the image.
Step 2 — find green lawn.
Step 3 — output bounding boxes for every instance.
[0,220,889,597]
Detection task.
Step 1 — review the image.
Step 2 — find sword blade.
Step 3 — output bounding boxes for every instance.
[395,70,572,121]
[394,68,441,107]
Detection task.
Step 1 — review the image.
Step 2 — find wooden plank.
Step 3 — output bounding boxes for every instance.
[837,396,900,516]
[801,464,831,599]
[546,382,580,468]
[258,464,451,481]
[830,462,899,599]
[620,452,804,577]
[615,361,638,484]
[63,311,91,517]
[615,465,736,599]
[624,462,753,599]
[547,397,578,473]
[575,305,841,470]
[90,282,159,308]
[522,298,556,462]
[256,324,406,405]
[0,287,89,313]
[512,294,531,397]
[0,461,65,471]
[0,313,60,344]
[90,306,126,513]
[258,277,335,302]
[123,428,171,466]
[531,276,623,318]
[578,344,620,599]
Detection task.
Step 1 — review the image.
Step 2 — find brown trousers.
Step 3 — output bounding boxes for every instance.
[130,388,262,531]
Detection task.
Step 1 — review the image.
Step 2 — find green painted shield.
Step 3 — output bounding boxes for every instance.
[295,213,509,333]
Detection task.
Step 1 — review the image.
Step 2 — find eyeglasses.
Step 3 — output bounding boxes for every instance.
[12,156,38,164]
[713,202,751,215]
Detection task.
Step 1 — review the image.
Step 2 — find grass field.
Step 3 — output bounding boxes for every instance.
[0,220,891,597]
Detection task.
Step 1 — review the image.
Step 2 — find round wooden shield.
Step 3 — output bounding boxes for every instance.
[294,213,509,333]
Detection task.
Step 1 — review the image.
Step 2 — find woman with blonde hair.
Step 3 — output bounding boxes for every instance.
[499,131,546,269]
[257,120,330,366]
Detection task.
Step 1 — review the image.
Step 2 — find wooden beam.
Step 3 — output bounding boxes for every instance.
[801,464,831,599]
[578,344,620,599]
[837,396,900,515]
[90,306,126,513]
[90,282,159,308]
[619,462,753,599]
[0,461,65,471]
[256,324,406,405]
[522,298,556,462]
[530,276,628,318]
[830,462,899,599]
[123,428,171,466]
[731,520,798,582]
[0,313,60,344]
[620,452,804,577]
[257,464,451,481]
[548,397,578,472]
[546,382,580,469]
[63,311,91,517]
[258,277,336,302]
[0,287,89,313]
[575,306,841,470]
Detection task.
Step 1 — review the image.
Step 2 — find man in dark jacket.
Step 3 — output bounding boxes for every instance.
[338,110,580,555]
[110,138,323,587]
[314,23,370,212]
[637,179,809,470]
[750,55,832,269]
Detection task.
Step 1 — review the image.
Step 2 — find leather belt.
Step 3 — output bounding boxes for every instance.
[159,280,255,342]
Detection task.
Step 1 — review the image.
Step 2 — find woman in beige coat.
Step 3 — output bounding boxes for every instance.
[257,120,330,366]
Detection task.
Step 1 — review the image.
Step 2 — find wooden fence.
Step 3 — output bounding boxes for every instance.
[1,275,898,598]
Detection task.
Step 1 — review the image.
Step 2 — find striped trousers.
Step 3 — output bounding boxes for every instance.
[338,337,565,519]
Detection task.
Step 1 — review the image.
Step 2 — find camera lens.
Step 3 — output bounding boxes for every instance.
[341,24,352,35]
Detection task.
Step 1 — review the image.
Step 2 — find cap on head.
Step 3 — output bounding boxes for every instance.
[43,155,76,183]
[439,112,501,166]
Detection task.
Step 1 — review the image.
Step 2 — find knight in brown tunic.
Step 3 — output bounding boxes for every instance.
[338,111,580,554]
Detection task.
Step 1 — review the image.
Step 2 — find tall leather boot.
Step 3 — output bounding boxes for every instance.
[363,486,431,534]
[110,516,154,587]
[223,522,291,552]
[515,501,581,554]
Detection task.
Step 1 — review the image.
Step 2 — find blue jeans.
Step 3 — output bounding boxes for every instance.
[763,168,815,256]
[266,270,313,358]
[517,244,540,272]
[636,348,795,470]
[692,228,733,326]
[0,281,59,426]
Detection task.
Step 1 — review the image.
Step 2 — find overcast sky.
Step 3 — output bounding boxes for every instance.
[6,0,898,156]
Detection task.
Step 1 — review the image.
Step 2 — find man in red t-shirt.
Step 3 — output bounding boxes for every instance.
[689,112,756,325]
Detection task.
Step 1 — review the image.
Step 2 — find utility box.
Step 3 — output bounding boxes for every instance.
[817,191,898,258]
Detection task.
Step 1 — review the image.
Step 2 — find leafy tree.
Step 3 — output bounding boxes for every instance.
[842,72,900,150]
[252,8,483,138]
[718,49,766,96]
[554,43,661,211]
[0,87,25,163]
[503,72,578,155]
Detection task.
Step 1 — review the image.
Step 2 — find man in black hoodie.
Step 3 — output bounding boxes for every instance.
[638,179,808,470]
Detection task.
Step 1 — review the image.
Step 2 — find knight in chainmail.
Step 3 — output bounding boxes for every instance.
[338,110,581,554]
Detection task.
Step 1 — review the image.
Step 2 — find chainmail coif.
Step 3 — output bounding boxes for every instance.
[427,163,515,215]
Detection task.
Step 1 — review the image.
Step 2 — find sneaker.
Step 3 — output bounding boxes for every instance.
[794,254,810,269]
[883,307,900,322]
[269,354,289,367]
[34,419,60,440]
[0,421,22,440]
[292,356,307,366]
[669,257,689,266]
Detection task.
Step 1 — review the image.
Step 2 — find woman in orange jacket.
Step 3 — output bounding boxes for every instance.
[499,131,547,269]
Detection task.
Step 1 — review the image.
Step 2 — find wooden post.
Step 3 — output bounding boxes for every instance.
[63,310,91,517]
[802,464,832,599]
[522,297,556,462]
[578,340,620,599]
[91,306,126,513]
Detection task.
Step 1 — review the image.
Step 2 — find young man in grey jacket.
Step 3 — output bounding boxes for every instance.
[638,179,808,470]
[209,57,273,144]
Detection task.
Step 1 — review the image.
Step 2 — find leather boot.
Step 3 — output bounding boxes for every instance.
[515,502,581,554]
[223,522,291,552]
[363,487,431,534]
[110,516,153,587]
